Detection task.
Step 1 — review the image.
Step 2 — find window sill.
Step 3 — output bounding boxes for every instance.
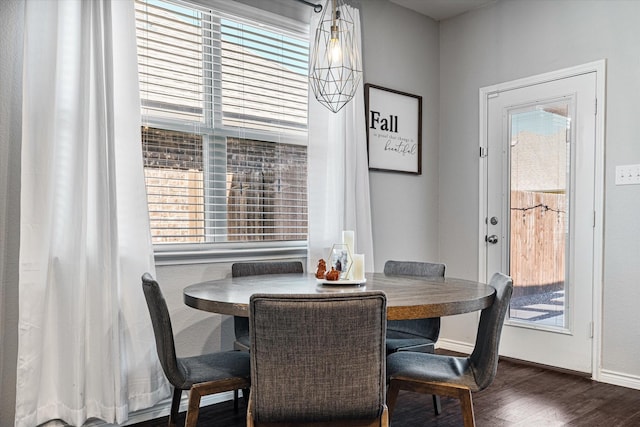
[153,241,308,266]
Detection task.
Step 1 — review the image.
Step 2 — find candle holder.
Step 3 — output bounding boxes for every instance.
[328,243,352,280]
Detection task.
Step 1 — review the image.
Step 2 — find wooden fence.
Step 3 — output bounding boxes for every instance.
[145,167,307,244]
[509,190,566,294]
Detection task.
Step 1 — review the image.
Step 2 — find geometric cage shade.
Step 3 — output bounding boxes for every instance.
[309,0,363,113]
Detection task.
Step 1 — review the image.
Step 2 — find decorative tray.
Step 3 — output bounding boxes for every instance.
[316,278,366,286]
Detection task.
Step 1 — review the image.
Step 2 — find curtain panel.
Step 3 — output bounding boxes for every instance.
[307,3,375,272]
[16,0,169,425]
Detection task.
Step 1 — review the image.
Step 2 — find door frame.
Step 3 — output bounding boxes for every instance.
[478,60,606,380]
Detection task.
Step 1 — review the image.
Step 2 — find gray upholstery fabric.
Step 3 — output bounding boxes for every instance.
[386,333,435,354]
[383,260,446,354]
[232,261,304,277]
[177,351,252,388]
[141,273,251,391]
[386,272,513,392]
[249,292,387,423]
[384,260,445,277]
[469,272,513,389]
[231,261,304,352]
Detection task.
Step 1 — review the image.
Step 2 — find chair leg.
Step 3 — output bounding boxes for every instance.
[169,388,182,427]
[233,388,250,412]
[432,394,442,415]
[389,378,474,426]
[386,381,401,418]
[185,388,202,427]
[246,393,255,427]
[381,404,389,427]
[458,388,476,427]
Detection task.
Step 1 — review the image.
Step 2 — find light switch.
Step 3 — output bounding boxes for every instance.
[615,164,640,185]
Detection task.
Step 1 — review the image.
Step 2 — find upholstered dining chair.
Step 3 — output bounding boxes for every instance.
[247,292,389,427]
[230,261,304,408]
[142,273,251,427]
[384,260,446,354]
[383,259,446,414]
[231,261,304,352]
[386,272,513,427]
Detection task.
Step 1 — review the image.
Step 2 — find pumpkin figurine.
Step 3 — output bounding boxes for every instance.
[325,267,340,281]
[315,259,327,279]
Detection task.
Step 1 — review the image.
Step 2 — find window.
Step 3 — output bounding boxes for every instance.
[135,0,308,250]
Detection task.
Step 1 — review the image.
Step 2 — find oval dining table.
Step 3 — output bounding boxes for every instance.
[183,272,495,320]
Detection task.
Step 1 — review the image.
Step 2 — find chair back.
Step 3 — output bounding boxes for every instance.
[231,261,304,343]
[469,272,513,390]
[141,273,185,388]
[249,292,387,424]
[232,261,303,277]
[383,260,445,278]
[384,260,445,339]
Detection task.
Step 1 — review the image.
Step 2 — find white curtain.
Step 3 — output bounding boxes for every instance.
[307,4,375,272]
[16,0,169,425]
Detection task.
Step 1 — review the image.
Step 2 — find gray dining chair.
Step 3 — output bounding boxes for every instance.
[247,291,389,427]
[383,259,446,414]
[142,273,251,427]
[231,261,304,352]
[230,261,304,408]
[386,272,513,427]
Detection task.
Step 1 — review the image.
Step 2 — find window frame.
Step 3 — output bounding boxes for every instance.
[138,0,310,265]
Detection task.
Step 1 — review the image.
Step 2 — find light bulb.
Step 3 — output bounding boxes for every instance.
[329,25,341,63]
[329,38,341,63]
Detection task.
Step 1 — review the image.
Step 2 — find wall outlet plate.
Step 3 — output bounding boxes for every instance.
[615,164,640,185]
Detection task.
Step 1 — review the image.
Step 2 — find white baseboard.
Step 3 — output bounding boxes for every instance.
[88,391,236,426]
[436,338,474,354]
[598,369,640,391]
[439,339,640,392]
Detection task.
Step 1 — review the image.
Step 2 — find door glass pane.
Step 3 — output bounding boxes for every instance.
[508,100,571,329]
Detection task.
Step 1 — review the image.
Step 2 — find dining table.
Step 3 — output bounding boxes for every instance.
[183,272,495,320]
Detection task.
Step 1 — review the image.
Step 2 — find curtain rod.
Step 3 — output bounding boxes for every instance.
[295,0,323,13]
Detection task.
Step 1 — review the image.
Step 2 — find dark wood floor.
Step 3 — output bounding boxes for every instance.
[133,355,640,426]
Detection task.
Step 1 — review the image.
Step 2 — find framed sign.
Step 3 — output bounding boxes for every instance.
[365,84,422,174]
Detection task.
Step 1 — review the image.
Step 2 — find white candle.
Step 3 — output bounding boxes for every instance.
[352,254,365,282]
[342,230,354,255]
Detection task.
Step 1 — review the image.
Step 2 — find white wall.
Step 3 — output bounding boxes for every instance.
[438,0,640,380]
[361,0,441,271]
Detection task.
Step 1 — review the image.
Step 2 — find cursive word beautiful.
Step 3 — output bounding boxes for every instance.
[384,139,417,156]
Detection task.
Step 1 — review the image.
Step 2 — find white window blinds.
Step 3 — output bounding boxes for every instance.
[135,0,309,245]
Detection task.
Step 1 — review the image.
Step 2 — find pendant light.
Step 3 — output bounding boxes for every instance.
[309,0,362,113]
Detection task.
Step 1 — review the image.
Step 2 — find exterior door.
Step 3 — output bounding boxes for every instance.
[480,64,603,374]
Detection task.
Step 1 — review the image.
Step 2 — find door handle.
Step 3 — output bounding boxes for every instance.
[485,235,498,244]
